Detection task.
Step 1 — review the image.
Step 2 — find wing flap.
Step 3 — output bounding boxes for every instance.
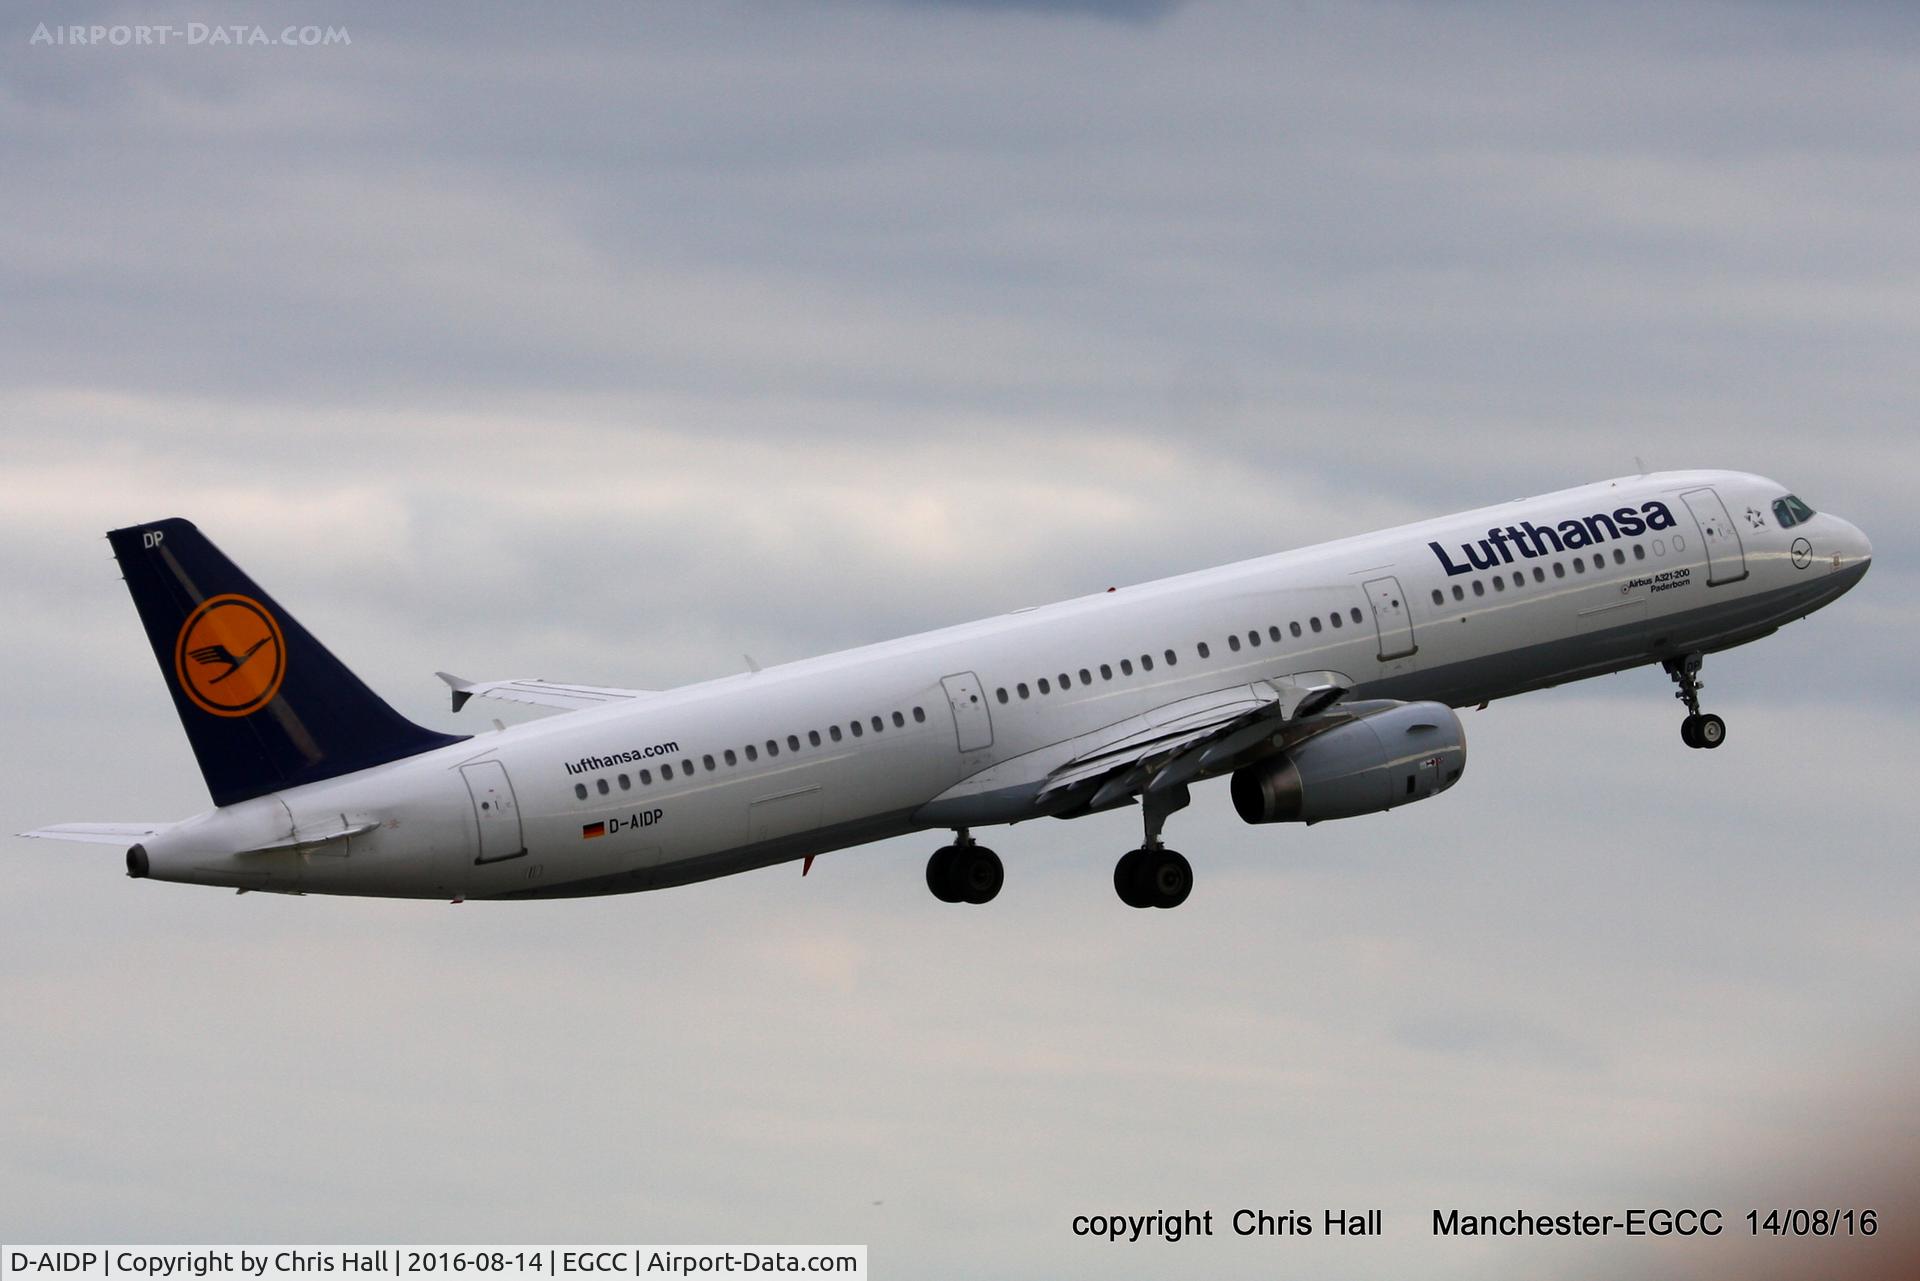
[1038,671,1357,807]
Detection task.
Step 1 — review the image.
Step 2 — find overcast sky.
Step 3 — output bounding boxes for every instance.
[3,3,1916,1277]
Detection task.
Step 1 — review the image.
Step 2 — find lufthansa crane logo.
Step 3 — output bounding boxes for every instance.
[174,594,286,717]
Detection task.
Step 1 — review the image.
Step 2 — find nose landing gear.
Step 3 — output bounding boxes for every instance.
[1665,652,1727,750]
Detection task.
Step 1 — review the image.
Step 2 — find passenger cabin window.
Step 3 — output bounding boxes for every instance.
[768,739,781,755]
[1350,608,1363,624]
[1141,654,1154,671]
[1017,682,1030,699]
[1471,580,1485,596]
[1079,668,1092,684]
[1310,616,1324,630]
[997,687,1008,703]
[891,712,904,728]
[1330,612,1343,627]
[724,749,737,766]
[1248,630,1261,647]
[789,735,801,751]
[1164,649,1178,665]
[829,726,842,742]
[574,783,588,800]
[1100,663,1113,680]
[1451,585,1464,601]
[850,721,863,737]
[596,778,609,794]
[661,764,674,780]
[1268,626,1282,642]
[745,745,758,761]
[1120,658,1134,675]
[1228,635,1241,652]
[1038,678,1051,694]
[808,731,821,746]
[871,716,883,733]
[1553,562,1566,578]
[1290,622,1302,638]
[913,707,926,722]
[1058,673,1071,689]
[639,769,651,785]
[618,774,630,790]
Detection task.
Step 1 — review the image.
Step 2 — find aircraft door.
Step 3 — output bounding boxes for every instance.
[461,760,527,863]
[940,672,994,752]
[1680,488,1749,586]
[1363,576,1417,661]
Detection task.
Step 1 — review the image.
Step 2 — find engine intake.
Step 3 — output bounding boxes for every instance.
[1231,701,1466,824]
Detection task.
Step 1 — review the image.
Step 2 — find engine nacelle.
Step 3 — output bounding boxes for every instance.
[1230,701,1467,824]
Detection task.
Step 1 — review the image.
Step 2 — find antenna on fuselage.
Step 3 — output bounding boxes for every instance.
[1634,454,1649,475]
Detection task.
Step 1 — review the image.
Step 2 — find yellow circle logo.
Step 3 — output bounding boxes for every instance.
[174,594,286,718]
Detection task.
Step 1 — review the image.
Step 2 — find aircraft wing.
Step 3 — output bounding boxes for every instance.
[18,822,172,845]
[436,672,657,714]
[1036,671,1370,813]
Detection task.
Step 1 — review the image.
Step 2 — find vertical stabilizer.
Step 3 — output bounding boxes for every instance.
[107,517,466,807]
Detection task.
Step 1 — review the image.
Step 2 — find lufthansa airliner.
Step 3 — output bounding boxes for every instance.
[21,471,1870,909]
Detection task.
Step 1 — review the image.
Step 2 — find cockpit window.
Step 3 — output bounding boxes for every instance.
[1772,494,1816,528]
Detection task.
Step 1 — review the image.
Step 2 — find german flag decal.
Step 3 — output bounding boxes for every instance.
[581,821,606,840]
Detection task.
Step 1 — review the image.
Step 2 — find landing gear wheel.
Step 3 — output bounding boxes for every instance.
[1681,714,1702,749]
[1142,849,1192,909]
[1114,849,1152,909]
[953,845,1003,904]
[1695,712,1726,749]
[1115,848,1192,908]
[925,845,964,903]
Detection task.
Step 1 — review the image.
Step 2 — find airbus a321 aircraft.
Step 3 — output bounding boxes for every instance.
[23,470,1869,909]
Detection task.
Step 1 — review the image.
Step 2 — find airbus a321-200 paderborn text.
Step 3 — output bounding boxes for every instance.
[22,471,1870,909]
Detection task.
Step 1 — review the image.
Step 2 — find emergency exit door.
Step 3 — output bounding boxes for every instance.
[940,672,994,752]
[461,760,527,863]
[1363,575,1417,660]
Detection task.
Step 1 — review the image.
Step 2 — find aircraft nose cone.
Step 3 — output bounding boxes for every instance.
[1841,516,1872,568]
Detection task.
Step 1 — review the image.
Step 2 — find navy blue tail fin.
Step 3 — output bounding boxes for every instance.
[107,517,466,807]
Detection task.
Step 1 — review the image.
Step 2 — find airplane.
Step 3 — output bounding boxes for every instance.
[20,470,1870,909]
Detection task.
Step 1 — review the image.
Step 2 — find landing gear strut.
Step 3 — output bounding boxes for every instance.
[926,830,1002,904]
[1113,784,1194,909]
[1664,652,1726,750]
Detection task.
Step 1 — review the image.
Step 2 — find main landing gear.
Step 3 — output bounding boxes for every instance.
[1664,652,1726,750]
[926,831,1003,904]
[1113,784,1193,909]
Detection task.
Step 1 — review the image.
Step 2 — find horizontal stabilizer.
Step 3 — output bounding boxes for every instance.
[436,672,655,714]
[19,822,172,845]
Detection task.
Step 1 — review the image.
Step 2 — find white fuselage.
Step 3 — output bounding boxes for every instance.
[137,470,1872,900]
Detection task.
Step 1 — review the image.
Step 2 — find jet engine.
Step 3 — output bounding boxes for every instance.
[1230,701,1466,824]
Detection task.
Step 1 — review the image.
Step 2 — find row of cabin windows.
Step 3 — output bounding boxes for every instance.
[573,704,930,800]
[990,607,1371,705]
[1427,539,1679,607]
